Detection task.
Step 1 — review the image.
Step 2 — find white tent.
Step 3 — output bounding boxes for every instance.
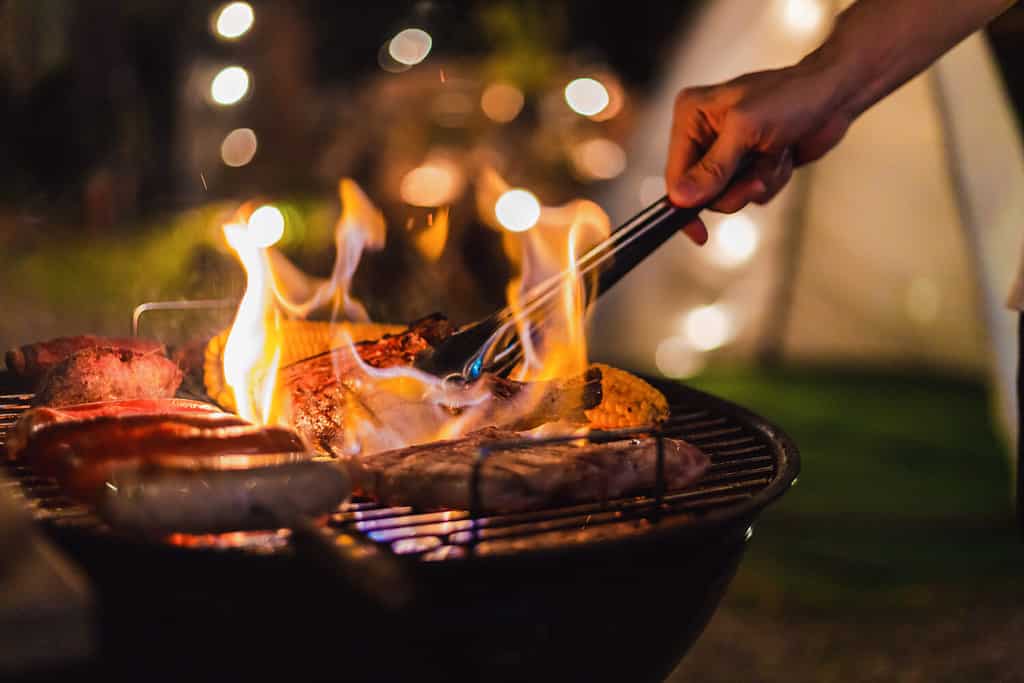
[590,0,1024,450]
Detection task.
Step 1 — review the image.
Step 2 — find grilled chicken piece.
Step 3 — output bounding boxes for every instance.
[33,346,182,407]
[6,335,166,380]
[343,427,710,513]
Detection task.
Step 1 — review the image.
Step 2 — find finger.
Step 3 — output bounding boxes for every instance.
[666,89,710,203]
[710,152,777,212]
[753,152,794,205]
[680,217,708,245]
[673,124,749,207]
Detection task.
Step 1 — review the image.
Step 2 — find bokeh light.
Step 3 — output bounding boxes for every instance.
[389,28,432,66]
[655,336,707,378]
[210,66,250,106]
[220,128,258,167]
[495,189,541,232]
[564,77,610,117]
[400,160,464,207]
[213,2,254,40]
[571,138,627,181]
[709,214,759,267]
[639,176,665,206]
[481,82,525,123]
[247,206,285,248]
[683,304,733,351]
[782,0,826,35]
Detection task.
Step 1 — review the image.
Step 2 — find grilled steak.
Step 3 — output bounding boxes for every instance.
[33,346,183,407]
[7,335,166,380]
[343,427,710,513]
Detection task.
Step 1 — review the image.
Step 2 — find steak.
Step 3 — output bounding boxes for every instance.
[7,335,166,380]
[343,427,710,513]
[33,346,182,407]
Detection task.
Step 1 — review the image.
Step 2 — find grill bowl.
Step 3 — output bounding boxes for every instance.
[0,373,798,682]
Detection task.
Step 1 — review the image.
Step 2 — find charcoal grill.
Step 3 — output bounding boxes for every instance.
[0,373,798,683]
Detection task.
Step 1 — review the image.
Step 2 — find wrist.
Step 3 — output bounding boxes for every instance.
[795,32,875,122]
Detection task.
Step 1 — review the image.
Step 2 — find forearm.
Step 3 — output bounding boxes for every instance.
[803,0,1013,119]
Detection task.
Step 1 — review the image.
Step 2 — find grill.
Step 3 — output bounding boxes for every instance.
[0,374,798,683]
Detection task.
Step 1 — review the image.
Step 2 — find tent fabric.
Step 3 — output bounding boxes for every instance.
[590,0,1024,452]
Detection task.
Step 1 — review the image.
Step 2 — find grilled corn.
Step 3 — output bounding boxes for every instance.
[585,363,669,429]
[204,320,404,410]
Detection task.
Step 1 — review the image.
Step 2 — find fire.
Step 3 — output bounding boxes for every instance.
[221,205,284,424]
[220,168,610,450]
[221,180,386,425]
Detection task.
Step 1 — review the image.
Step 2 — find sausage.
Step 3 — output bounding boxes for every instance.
[6,406,248,462]
[97,462,352,535]
[19,418,306,501]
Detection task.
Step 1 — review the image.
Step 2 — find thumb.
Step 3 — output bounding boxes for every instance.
[672,128,748,207]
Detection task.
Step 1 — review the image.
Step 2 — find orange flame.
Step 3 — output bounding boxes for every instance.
[222,206,285,424]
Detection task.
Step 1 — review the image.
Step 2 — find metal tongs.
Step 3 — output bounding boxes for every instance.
[415,195,708,382]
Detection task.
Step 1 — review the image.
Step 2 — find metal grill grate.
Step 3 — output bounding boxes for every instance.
[0,384,794,561]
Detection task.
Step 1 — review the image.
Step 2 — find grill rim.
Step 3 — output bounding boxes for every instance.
[1,373,800,563]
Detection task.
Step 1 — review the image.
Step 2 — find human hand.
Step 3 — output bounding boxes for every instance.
[666,62,853,244]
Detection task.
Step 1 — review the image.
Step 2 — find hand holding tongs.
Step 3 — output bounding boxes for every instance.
[415,194,711,382]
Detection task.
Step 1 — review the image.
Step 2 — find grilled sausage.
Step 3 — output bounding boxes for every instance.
[97,462,351,535]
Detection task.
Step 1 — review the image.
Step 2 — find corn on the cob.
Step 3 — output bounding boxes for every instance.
[585,363,669,429]
[203,320,404,410]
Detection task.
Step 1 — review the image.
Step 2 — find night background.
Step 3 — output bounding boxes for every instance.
[2,1,1024,680]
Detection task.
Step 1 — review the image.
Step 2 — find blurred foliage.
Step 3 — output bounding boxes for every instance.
[476,1,565,91]
[690,366,1022,615]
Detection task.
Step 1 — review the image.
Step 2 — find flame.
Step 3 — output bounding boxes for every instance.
[267,179,386,321]
[221,205,284,424]
[221,180,386,425]
[221,168,610,452]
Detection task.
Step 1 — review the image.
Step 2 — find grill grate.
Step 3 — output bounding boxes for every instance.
[0,384,793,560]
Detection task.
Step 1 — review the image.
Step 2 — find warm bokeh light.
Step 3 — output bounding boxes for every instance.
[213,2,254,40]
[683,304,733,351]
[564,77,610,117]
[210,65,250,105]
[495,189,541,233]
[220,128,258,167]
[388,28,432,66]
[247,206,285,248]
[782,0,826,35]
[655,336,707,378]
[571,138,627,181]
[906,276,941,324]
[480,82,525,123]
[639,176,665,206]
[710,214,759,267]
[399,160,463,207]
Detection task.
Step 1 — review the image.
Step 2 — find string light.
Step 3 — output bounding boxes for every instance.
[782,0,826,35]
[400,160,463,207]
[210,66,250,106]
[481,82,525,123]
[213,2,254,40]
[389,28,432,66]
[655,336,707,378]
[709,214,759,267]
[220,128,258,167]
[247,206,285,248]
[571,138,627,181]
[564,78,609,117]
[495,189,541,232]
[683,305,733,351]
[639,176,665,205]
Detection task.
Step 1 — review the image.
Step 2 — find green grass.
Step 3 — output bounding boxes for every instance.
[688,366,1023,615]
